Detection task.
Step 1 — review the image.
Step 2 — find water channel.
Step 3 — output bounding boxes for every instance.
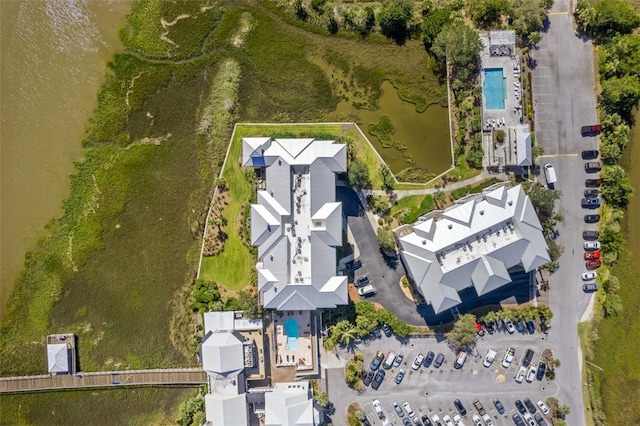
[0,0,131,318]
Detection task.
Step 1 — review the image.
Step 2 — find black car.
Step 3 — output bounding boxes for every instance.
[434,353,445,368]
[512,413,526,426]
[581,197,601,208]
[522,349,534,367]
[423,351,435,367]
[534,413,548,426]
[515,400,527,415]
[583,230,600,240]
[374,328,382,339]
[422,415,433,426]
[363,370,374,386]
[581,150,599,159]
[584,188,599,197]
[355,275,370,287]
[524,398,537,414]
[493,399,505,415]
[454,399,467,416]
[348,259,362,271]
[371,369,385,390]
[537,362,547,381]
[585,214,601,223]
[382,323,392,337]
[526,321,536,334]
[370,351,385,371]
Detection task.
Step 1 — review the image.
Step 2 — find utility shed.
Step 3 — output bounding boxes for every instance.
[46,334,76,374]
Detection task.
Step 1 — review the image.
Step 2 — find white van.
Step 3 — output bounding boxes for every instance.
[383,351,396,369]
[543,164,557,187]
[454,351,467,369]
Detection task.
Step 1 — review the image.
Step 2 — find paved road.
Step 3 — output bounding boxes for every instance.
[531,1,599,424]
[0,368,206,393]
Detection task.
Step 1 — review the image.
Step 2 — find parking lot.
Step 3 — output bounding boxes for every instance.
[326,326,559,426]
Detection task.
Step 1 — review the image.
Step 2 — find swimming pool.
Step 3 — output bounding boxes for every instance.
[484,68,506,110]
[284,318,299,351]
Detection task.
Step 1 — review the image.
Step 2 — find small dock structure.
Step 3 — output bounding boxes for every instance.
[46,333,77,375]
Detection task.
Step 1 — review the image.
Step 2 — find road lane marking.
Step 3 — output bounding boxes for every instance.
[548,11,570,16]
[537,154,579,158]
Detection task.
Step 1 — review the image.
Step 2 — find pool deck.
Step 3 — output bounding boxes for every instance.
[273,311,313,370]
[479,33,527,169]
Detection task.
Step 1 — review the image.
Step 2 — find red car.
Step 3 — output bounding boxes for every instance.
[585,178,602,187]
[584,251,601,260]
[586,260,601,269]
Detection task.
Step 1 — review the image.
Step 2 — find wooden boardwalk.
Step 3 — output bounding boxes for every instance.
[0,368,207,393]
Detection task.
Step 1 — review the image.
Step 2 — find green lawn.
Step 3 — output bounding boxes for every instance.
[389,194,435,223]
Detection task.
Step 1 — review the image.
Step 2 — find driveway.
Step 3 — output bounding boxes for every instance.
[325,330,559,426]
[531,1,598,424]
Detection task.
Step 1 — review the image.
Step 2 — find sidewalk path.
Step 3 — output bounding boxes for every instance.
[370,171,507,197]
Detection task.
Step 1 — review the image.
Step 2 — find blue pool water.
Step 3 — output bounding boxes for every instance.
[484,68,506,110]
[284,318,300,351]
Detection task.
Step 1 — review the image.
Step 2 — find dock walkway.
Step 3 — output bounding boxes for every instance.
[0,368,206,393]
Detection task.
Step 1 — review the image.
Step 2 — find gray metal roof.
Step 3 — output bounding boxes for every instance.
[201,331,244,375]
[265,381,318,426]
[205,393,248,426]
[47,343,69,373]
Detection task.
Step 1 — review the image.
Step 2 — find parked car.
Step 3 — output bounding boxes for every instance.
[585,214,601,223]
[526,365,537,382]
[581,271,597,280]
[471,414,483,426]
[523,412,536,426]
[373,328,382,339]
[348,259,362,271]
[515,366,526,383]
[515,400,527,415]
[583,283,600,292]
[483,350,497,367]
[536,362,547,381]
[526,321,536,334]
[534,413,548,426]
[482,414,494,426]
[584,241,601,250]
[403,419,412,426]
[581,149,599,159]
[363,370,374,386]
[586,259,601,269]
[536,401,550,415]
[432,415,442,426]
[371,369,385,390]
[355,275,369,287]
[512,413,526,426]
[585,178,602,187]
[524,398,537,414]
[584,251,601,260]
[493,399,505,415]
[454,399,467,416]
[522,349,535,367]
[581,124,602,134]
[473,399,486,416]
[358,284,375,296]
[393,402,405,417]
[454,351,468,369]
[453,414,465,426]
[434,353,445,368]
[424,351,435,368]
[403,402,415,417]
[503,318,516,334]
[584,188,599,197]
[382,323,392,337]
[442,415,453,426]
[370,351,385,371]
[422,415,433,426]
[393,353,405,368]
[581,197,601,207]
[395,368,406,384]
[516,321,526,333]
[584,161,602,171]
[412,353,424,370]
[583,230,600,240]
[502,347,516,368]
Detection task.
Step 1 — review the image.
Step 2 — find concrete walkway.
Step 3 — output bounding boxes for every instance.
[370,171,507,197]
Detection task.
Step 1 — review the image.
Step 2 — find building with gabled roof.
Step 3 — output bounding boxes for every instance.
[265,381,319,426]
[397,183,549,314]
[242,137,348,311]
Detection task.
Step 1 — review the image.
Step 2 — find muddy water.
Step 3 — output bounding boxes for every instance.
[325,81,452,176]
[627,109,640,265]
[0,0,131,318]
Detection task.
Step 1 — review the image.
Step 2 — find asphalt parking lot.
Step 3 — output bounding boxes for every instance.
[326,326,559,426]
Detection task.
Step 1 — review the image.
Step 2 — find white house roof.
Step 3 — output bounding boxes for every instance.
[489,30,515,46]
[243,137,348,310]
[265,381,318,426]
[398,184,549,314]
[201,331,244,375]
[205,393,248,426]
[516,132,532,166]
[47,343,69,373]
[203,311,263,334]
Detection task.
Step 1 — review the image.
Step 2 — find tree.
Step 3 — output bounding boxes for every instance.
[377,227,396,253]
[592,0,640,38]
[466,144,484,169]
[331,320,358,346]
[603,293,624,316]
[214,177,227,190]
[600,140,623,164]
[378,0,414,43]
[600,165,634,207]
[379,164,396,191]
[601,74,640,116]
[527,31,542,47]
[422,4,454,49]
[446,313,478,349]
[553,404,571,419]
[598,34,640,79]
[355,314,378,337]
[603,275,620,293]
[315,390,329,407]
[434,189,446,209]
[509,0,548,37]
[176,396,205,426]
[432,23,482,78]
[236,290,263,319]
[467,0,510,29]
[495,130,506,143]
[526,183,562,224]
[575,0,596,34]
[353,6,376,35]
[348,160,371,189]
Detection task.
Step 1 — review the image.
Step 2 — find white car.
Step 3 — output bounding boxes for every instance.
[584,241,601,250]
[471,414,483,426]
[411,353,424,370]
[526,365,537,382]
[483,349,497,368]
[482,414,494,426]
[453,414,466,426]
[537,400,550,415]
[581,271,597,280]
[523,413,536,426]
[502,347,516,368]
[432,415,442,425]
[442,415,453,425]
[515,365,526,383]
[503,318,515,333]
[403,402,415,417]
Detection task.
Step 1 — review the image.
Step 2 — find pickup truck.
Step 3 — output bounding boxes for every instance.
[373,399,385,420]
[581,124,602,135]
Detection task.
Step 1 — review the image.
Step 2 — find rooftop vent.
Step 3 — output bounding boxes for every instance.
[448,224,453,229]
[480,210,485,215]
[508,200,513,206]
[422,240,427,245]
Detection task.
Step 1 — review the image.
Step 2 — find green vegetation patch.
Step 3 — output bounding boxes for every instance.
[390,194,435,224]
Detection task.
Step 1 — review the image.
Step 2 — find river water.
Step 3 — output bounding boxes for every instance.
[0,0,131,318]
